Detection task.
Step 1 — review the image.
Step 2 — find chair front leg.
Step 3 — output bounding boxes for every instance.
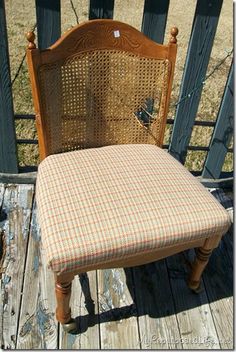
[188,247,212,292]
[55,273,77,332]
[188,235,221,292]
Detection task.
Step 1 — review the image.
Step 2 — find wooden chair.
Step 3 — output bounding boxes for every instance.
[26,19,231,333]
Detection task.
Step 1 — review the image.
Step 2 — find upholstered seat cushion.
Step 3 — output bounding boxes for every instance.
[36,144,230,274]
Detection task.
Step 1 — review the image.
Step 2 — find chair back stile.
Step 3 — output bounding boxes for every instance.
[26,20,178,160]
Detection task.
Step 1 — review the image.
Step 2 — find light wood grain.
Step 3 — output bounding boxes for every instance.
[0,184,34,349]
[132,260,182,349]
[59,271,100,349]
[17,201,58,349]
[97,268,140,349]
[166,252,220,349]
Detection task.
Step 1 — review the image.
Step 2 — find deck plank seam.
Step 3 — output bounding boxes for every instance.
[182,250,221,348]
[0,186,8,349]
[0,184,6,272]
[164,258,184,349]
[201,274,222,348]
[130,267,143,349]
[0,184,6,210]
[202,231,233,349]
[1,184,34,349]
[0,184,6,349]
[15,189,35,348]
[95,270,102,349]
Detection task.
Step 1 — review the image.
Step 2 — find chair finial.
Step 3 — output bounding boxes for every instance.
[26,31,36,49]
[169,27,178,44]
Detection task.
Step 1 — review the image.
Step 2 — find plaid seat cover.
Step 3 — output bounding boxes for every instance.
[36,144,231,274]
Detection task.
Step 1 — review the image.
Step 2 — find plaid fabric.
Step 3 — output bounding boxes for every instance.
[36,144,231,274]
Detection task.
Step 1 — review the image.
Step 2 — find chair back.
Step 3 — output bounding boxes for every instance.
[26,20,178,160]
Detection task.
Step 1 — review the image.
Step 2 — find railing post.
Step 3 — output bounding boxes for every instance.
[141,0,170,44]
[140,0,170,123]
[35,0,61,49]
[0,0,18,173]
[202,62,233,179]
[169,0,223,165]
[89,0,115,20]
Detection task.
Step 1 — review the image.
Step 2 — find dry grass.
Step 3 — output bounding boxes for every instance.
[5,0,233,171]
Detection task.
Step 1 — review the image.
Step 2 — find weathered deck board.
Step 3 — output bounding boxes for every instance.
[16,202,58,349]
[0,183,6,347]
[132,261,182,349]
[0,184,34,349]
[0,183,5,260]
[0,184,5,206]
[166,252,220,349]
[97,268,140,349]
[59,271,100,349]
[202,239,233,349]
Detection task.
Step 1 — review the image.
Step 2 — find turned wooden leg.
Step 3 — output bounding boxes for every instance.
[188,247,212,292]
[55,273,77,333]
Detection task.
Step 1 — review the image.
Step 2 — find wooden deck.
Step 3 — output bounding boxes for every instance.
[0,183,233,349]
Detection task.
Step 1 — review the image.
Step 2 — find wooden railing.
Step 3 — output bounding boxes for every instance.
[0,0,233,184]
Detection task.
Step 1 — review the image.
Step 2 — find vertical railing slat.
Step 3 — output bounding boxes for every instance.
[89,0,115,20]
[169,0,223,164]
[140,0,170,123]
[141,0,170,44]
[0,0,18,173]
[202,62,233,179]
[35,0,61,49]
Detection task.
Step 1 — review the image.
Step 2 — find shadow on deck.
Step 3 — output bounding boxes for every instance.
[71,235,233,333]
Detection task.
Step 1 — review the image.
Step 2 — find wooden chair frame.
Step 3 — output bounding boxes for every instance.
[26,19,178,160]
[26,19,223,333]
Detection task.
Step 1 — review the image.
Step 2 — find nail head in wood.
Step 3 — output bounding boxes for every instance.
[169,27,178,44]
[26,31,36,49]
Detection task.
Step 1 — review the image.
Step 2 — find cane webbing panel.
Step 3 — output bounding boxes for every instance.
[36,144,231,274]
[38,50,170,155]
